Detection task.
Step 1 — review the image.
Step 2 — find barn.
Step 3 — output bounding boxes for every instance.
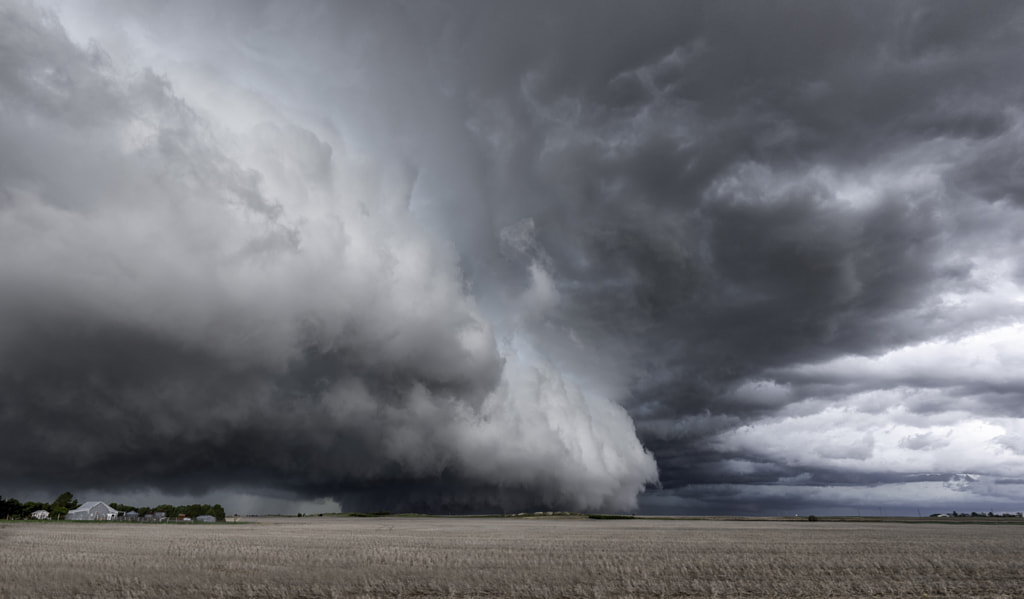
[66,501,118,521]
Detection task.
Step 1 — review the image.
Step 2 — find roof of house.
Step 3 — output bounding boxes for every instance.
[69,501,117,513]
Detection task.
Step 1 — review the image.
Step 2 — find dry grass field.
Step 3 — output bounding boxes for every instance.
[2,516,1023,598]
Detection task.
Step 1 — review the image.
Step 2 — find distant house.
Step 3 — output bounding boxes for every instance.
[124,511,139,520]
[66,501,118,521]
[30,509,49,520]
[153,511,167,521]
[196,515,216,523]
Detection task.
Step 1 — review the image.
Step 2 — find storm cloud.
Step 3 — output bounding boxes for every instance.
[3,0,1024,515]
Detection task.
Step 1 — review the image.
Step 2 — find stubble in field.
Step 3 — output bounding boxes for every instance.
[2,516,1023,598]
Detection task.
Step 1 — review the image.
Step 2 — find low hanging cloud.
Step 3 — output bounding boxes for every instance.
[0,2,656,512]
[6,0,1024,516]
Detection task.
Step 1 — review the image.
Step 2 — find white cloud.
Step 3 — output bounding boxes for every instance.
[715,399,1024,479]
[782,323,1024,391]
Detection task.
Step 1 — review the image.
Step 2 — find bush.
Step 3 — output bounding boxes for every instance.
[807,515,818,522]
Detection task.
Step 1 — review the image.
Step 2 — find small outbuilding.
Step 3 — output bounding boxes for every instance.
[30,509,50,520]
[66,501,118,521]
[196,515,216,523]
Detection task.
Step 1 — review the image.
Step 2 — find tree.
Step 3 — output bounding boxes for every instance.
[0,496,23,519]
[21,501,48,519]
[52,491,79,511]
[183,504,205,519]
[155,504,177,517]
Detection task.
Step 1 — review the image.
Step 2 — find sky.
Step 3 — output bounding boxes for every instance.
[2,1,1024,516]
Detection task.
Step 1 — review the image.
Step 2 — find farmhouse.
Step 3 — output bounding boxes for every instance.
[30,509,49,520]
[66,501,118,521]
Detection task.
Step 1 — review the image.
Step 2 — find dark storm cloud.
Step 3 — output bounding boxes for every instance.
[403,0,1024,508]
[7,0,1024,514]
[0,1,656,513]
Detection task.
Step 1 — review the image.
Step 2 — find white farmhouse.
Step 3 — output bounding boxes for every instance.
[66,501,118,521]
[30,509,49,520]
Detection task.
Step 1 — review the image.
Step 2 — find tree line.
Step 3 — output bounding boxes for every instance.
[109,501,226,521]
[1,491,226,521]
[938,511,1023,518]
[1,491,79,519]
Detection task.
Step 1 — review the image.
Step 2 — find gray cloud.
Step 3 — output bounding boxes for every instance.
[0,1,655,513]
[5,0,1024,515]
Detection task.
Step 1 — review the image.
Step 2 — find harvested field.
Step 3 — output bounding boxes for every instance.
[1,516,1023,598]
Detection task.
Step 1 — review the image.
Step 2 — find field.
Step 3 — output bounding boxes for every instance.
[2,516,1023,598]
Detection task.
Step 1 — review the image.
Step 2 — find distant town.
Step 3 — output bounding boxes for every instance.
[1,492,226,522]
[930,511,1024,518]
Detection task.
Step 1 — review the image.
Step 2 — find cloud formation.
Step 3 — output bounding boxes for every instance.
[4,0,1024,515]
[0,1,655,513]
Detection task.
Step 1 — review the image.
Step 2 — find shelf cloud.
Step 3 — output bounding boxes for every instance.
[3,0,1024,515]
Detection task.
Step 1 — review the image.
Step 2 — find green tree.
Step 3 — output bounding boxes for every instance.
[52,491,79,511]
[155,504,177,518]
[21,501,48,519]
[1,496,23,519]
[212,504,226,522]
[183,504,204,519]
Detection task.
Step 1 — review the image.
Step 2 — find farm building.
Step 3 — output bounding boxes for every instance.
[196,515,216,523]
[66,501,118,521]
[123,511,139,520]
[30,509,49,520]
